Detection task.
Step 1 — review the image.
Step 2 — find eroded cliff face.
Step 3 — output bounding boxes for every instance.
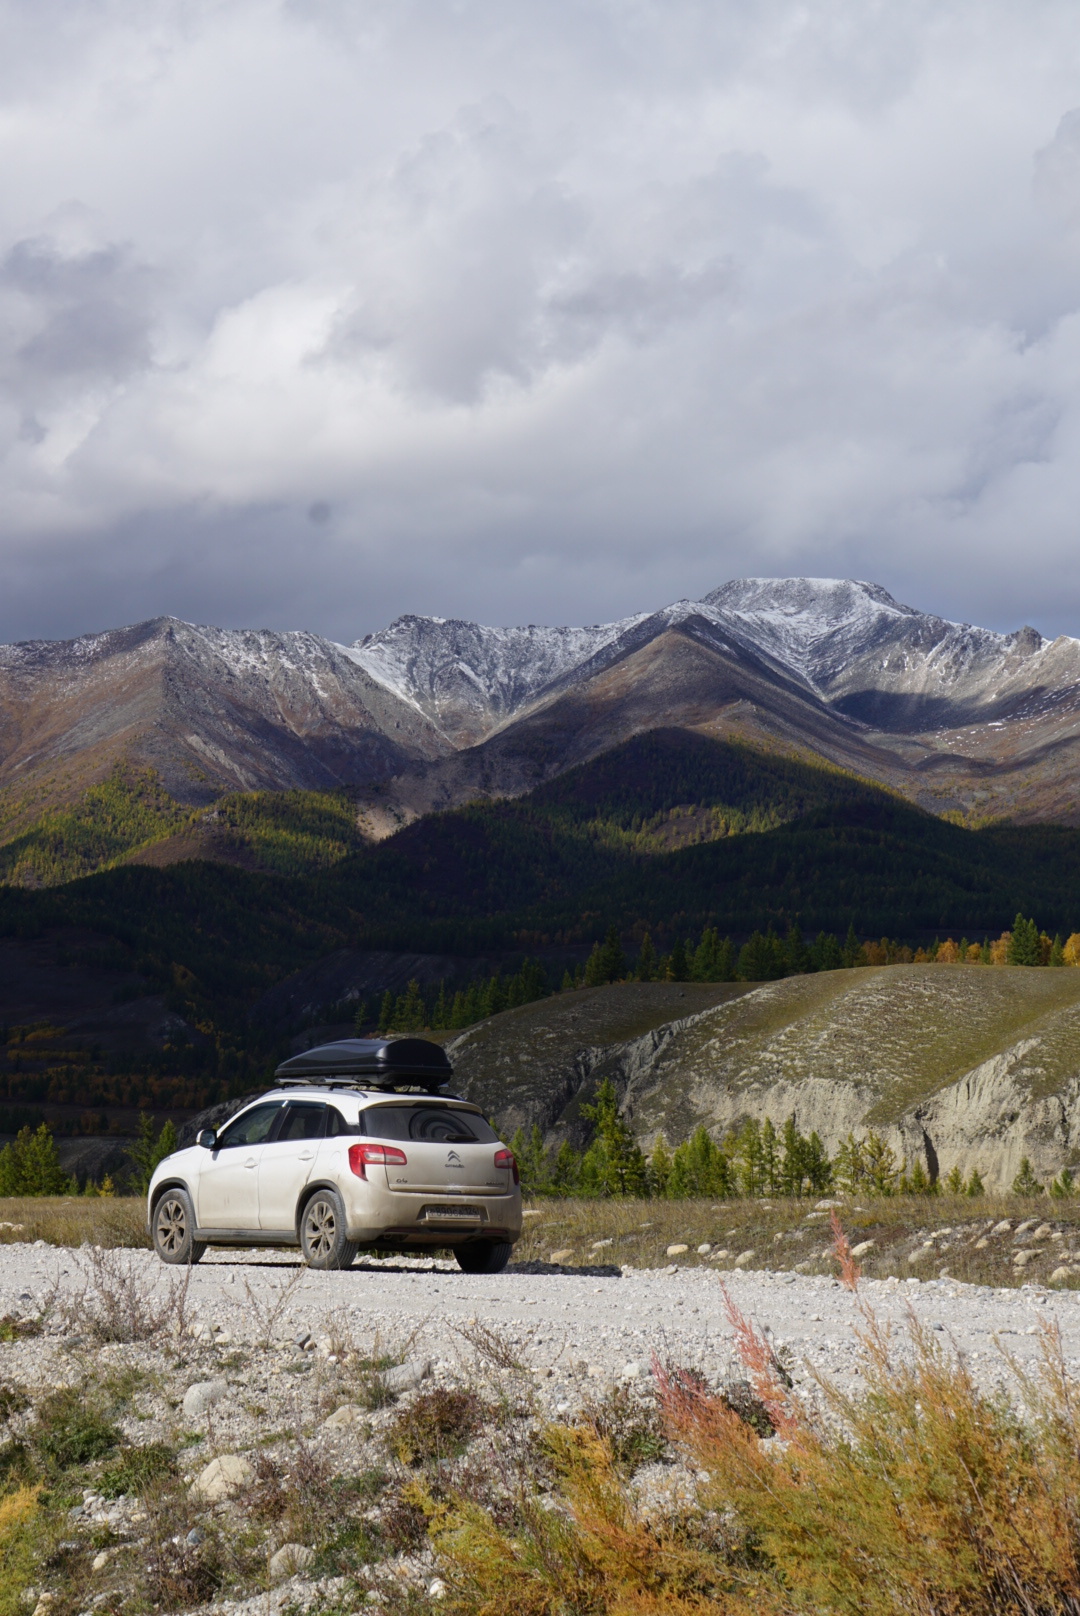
[607,969,1080,1192]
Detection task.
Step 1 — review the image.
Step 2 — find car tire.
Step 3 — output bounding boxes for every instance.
[152,1189,206,1266]
[454,1240,512,1275]
[299,1189,358,1270]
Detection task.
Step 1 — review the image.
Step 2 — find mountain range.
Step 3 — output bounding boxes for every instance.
[3,577,1080,843]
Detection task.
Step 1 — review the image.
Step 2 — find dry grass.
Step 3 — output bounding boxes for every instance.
[0,1194,148,1247]
[515,1193,1080,1288]
[8,1190,1080,1291]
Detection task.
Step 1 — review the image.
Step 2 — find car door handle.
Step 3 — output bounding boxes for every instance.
[298,1151,315,1162]
[244,1157,257,1169]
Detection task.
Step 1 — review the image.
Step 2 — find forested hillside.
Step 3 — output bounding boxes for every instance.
[3,730,1080,1127]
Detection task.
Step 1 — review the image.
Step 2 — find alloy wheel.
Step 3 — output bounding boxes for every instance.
[304,1198,336,1259]
[156,1198,186,1256]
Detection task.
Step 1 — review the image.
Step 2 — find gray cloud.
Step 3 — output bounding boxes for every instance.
[1,0,1080,644]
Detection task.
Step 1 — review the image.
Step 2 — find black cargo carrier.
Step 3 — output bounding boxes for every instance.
[274,1037,456,1094]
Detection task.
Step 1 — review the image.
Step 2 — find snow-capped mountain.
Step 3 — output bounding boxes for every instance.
[3,579,1080,826]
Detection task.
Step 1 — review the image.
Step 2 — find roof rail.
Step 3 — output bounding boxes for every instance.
[274,1076,464,1099]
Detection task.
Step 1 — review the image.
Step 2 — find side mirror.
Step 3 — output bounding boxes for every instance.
[196,1128,217,1150]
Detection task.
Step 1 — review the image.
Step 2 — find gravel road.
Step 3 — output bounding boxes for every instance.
[2,1242,1078,1402]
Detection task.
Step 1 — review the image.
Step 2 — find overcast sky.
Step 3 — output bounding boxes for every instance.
[4,1,1080,644]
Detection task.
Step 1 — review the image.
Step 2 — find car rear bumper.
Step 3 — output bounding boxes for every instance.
[344,1185,522,1246]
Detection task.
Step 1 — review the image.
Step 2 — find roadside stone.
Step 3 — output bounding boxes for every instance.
[182,1378,228,1420]
[549,1248,574,1263]
[850,1240,876,1257]
[378,1358,431,1394]
[321,1403,364,1431]
[91,1551,110,1571]
[1033,1224,1054,1240]
[1051,1266,1072,1285]
[733,1250,756,1268]
[1015,1220,1039,1236]
[991,1221,1012,1234]
[696,1243,712,1254]
[269,1543,315,1581]
[975,1237,989,1249]
[666,1244,689,1257]
[815,1199,844,1210]
[1013,1249,1042,1268]
[190,1454,254,1502]
[591,1239,613,1250]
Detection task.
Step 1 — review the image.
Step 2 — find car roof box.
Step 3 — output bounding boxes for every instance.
[274,1037,453,1085]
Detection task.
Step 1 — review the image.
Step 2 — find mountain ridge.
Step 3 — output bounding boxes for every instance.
[4,577,1080,835]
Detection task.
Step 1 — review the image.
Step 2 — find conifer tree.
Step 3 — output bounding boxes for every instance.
[649,1133,672,1196]
[0,1123,73,1196]
[377,990,394,1034]
[579,1078,647,1197]
[667,938,689,982]
[1007,915,1040,966]
[353,998,370,1035]
[1012,1156,1044,1196]
[636,933,656,982]
[1050,935,1065,967]
[842,923,864,968]
[550,1139,581,1194]
[965,1168,985,1196]
[783,923,811,975]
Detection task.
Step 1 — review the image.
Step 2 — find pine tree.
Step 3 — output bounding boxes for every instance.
[0,1123,73,1196]
[965,1169,985,1197]
[510,1125,549,1195]
[813,932,843,972]
[908,1159,932,1196]
[432,984,449,1028]
[394,979,426,1032]
[1007,915,1041,967]
[377,990,393,1034]
[667,938,689,982]
[649,1133,673,1196]
[842,923,864,969]
[783,923,811,975]
[732,1118,765,1197]
[1050,935,1066,968]
[550,1139,581,1194]
[352,998,370,1035]
[1012,1156,1043,1196]
[761,1117,780,1195]
[579,1078,648,1197]
[1049,1168,1075,1201]
[560,969,575,993]
[635,933,656,982]
[832,1133,865,1195]
[128,1115,179,1195]
[944,1166,965,1195]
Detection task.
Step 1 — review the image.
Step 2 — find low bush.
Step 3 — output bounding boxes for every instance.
[33,1386,119,1471]
[388,1388,489,1466]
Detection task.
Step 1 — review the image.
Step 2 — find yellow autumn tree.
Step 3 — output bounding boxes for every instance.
[990,932,1011,965]
[936,938,960,963]
[1064,933,1080,967]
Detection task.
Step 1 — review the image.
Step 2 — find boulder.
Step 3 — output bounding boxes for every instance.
[666,1244,689,1257]
[190,1454,254,1502]
[182,1378,228,1421]
[321,1403,363,1431]
[269,1543,315,1581]
[378,1358,431,1395]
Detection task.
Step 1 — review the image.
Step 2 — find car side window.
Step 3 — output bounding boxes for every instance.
[275,1103,327,1143]
[324,1107,350,1137]
[216,1102,282,1148]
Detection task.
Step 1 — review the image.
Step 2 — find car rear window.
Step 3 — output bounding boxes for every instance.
[358,1105,497,1144]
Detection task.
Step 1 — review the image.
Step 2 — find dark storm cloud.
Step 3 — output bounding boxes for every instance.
[2,0,1080,645]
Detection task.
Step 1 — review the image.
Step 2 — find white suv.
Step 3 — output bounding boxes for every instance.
[147,1038,522,1274]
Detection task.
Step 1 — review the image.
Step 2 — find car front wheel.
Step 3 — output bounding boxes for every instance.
[454,1240,512,1274]
[299,1189,358,1270]
[152,1189,206,1266]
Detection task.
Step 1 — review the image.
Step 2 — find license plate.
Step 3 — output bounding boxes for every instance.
[422,1205,483,1221]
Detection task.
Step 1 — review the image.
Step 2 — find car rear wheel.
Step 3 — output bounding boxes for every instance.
[152,1189,206,1266]
[300,1190,358,1270]
[454,1240,512,1274]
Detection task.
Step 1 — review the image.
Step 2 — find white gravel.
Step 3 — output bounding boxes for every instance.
[2,1242,1078,1400]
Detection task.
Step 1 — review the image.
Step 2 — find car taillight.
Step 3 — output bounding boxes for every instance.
[494,1147,519,1185]
[349,1142,408,1179]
